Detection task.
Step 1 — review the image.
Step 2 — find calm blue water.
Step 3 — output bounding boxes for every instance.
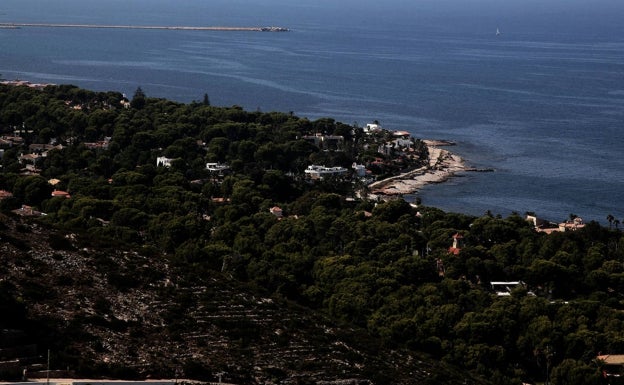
[1,0,624,223]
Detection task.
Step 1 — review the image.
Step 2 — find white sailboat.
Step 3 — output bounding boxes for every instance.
[496,28,501,36]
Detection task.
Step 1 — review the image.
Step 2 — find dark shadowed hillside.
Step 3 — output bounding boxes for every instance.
[0,213,488,385]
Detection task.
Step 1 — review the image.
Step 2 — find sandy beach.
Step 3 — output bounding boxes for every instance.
[369,140,470,197]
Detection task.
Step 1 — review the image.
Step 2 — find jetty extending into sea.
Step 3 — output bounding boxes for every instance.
[0,23,288,32]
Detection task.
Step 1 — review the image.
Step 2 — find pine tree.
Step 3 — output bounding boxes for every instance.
[131,86,146,109]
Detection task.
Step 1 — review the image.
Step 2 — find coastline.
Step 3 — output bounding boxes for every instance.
[369,140,473,198]
[1,76,480,204]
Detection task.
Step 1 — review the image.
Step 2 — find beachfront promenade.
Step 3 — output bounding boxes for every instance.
[0,23,288,32]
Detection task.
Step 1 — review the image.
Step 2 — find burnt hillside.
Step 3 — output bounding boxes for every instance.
[0,213,488,385]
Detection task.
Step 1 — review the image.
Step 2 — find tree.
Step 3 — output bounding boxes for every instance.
[13,175,52,206]
[207,137,230,162]
[111,207,149,228]
[607,214,615,229]
[372,199,414,223]
[550,359,601,385]
[131,86,146,109]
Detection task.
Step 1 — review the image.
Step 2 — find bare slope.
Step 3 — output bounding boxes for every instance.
[0,213,488,385]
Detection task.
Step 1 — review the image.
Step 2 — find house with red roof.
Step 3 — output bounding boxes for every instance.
[0,190,13,200]
[269,206,283,218]
[51,190,71,199]
[448,233,464,255]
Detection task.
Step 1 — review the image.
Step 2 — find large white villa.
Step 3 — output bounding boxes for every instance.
[304,165,348,180]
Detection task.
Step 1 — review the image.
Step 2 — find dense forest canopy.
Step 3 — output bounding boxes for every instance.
[1,83,624,385]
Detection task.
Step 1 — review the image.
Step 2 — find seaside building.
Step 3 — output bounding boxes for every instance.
[363,123,383,134]
[28,143,63,153]
[558,217,586,231]
[527,214,586,233]
[269,206,283,218]
[598,354,624,382]
[1,136,24,146]
[304,165,348,180]
[448,233,464,255]
[301,133,344,150]
[18,153,43,166]
[526,214,560,234]
[156,156,173,168]
[84,137,111,150]
[0,138,13,148]
[0,190,13,200]
[206,162,230,174]
[352,163,367,177]
[379,143,391,155]
[436,258,445,277]
[393,130,411,138]
[490,281,527,297]
[393,138,412,148]
[51,190,71,199]
[12,205,45,217]
[16,144,63,171]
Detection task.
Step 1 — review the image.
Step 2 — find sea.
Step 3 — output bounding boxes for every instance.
[1,0,623,224]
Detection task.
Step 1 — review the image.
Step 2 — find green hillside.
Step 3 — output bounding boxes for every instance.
[1,83,622,385]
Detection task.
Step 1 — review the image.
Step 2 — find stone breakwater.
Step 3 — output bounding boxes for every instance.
[0,23,289,32]
[370,140,473,197]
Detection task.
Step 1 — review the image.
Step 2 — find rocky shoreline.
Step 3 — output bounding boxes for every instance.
[369,139,481,198]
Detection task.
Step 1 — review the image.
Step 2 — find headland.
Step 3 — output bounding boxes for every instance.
[369,140,488,198]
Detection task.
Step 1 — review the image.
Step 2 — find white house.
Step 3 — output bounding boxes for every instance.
[559,217,585,232]
[392,138,413,149]
[364,123,383,134]
[304,165,348,180]
[352,162,367,177]
[206,162,230,173]
[490,281,529,296]
[156,156,173,167]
